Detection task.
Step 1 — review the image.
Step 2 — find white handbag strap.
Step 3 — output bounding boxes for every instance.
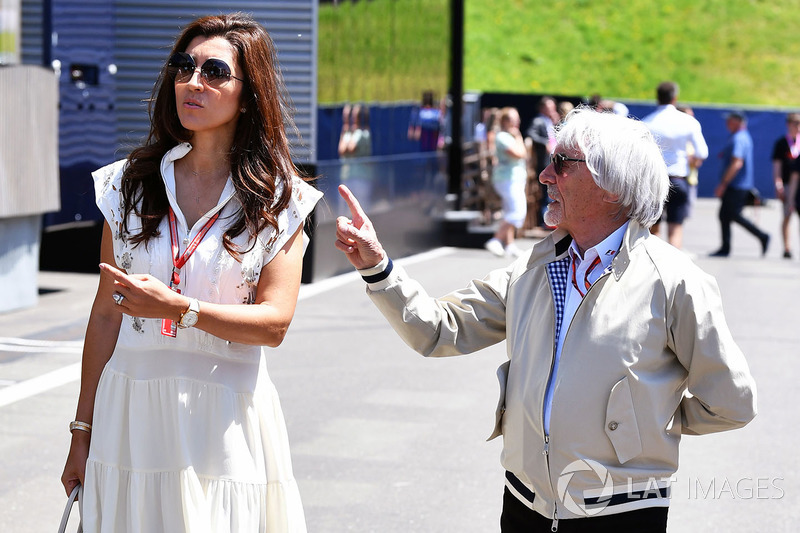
[58,484,83,533]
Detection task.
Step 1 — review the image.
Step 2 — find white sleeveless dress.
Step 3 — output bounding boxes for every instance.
[82,143,321,532]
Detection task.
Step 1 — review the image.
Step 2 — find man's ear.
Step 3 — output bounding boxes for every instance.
[602,190,620,204]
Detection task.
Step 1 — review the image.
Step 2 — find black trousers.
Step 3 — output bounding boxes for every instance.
[718,187,767,253]
[500,488,668,533]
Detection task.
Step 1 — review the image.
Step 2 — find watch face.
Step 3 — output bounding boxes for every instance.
[181,311,198,328]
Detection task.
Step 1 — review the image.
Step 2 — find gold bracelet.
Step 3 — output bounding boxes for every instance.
[69,421,92,434]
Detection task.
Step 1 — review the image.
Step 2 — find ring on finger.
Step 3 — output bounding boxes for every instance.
[113,292,125,305]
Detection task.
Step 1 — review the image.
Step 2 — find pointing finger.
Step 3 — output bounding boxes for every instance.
[338,185,367,226]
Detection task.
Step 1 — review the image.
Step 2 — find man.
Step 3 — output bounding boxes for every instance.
[642,81,709,248]
[336,108,757,532]
[711,111,770,257]
[526,96,561,227]
[771,113,800,258]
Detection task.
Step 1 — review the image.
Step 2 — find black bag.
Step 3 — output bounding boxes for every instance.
[745,187,762,207]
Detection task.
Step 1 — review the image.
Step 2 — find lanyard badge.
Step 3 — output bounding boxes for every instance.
[161,207,220,337]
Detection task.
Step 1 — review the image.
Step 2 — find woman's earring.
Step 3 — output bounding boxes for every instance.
[240,107,246,114]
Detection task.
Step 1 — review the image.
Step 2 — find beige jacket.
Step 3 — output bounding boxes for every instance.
[364,221,756,521]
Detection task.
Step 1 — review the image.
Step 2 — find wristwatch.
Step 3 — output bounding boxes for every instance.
[177,298,200,329]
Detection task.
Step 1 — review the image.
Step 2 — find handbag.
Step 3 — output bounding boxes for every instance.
[745,187,762,207]
[58,484,83,533]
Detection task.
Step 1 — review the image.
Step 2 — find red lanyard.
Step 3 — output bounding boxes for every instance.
[161,207,220,337]
[571,255,602,298]
[168,207,220,288]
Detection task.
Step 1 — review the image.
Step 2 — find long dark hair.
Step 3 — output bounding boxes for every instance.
[121,12,304,257]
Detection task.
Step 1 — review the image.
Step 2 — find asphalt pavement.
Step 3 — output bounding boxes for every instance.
[0,198,798,532]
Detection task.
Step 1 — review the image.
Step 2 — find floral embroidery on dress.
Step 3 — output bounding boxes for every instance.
[120,252,133,270]
[211,255,223,288]
[101,167,114,193]
[242,290,256,305]
[262,229,284,258]
[242,264,257,285]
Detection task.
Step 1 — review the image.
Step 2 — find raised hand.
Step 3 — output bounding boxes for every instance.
[335,184,386,270]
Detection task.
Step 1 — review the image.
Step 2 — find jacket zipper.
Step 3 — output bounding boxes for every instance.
[542,268,612,531]
[543,300,560,531]
[542,434,559,531]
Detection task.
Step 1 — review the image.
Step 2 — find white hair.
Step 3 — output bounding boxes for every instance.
[555,106,669,227]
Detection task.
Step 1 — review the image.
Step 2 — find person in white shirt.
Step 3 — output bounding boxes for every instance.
[642,81,709,249]
[61,14,320,531]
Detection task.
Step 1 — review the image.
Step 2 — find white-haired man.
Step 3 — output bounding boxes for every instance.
[335,108,757,532]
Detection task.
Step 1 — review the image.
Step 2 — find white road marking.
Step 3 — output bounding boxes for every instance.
[0,337,83,347]
[0,363,81,407]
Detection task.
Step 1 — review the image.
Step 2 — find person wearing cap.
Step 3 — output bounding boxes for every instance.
[771,113,800,258]
[711,111,771,257]
[642,81,709,249]
[336,107,757,532]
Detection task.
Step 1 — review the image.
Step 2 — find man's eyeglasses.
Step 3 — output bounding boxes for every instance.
[551,153,586,174]
[167,52,244,87]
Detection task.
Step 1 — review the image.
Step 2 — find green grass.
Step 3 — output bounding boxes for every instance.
[318,0,450,103]
[0,31,17,56]
[465,0,800,107]
[318,0,800,107]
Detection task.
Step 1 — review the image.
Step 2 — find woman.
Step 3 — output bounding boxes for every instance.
[60,13,321,532]
[484,107,528,258]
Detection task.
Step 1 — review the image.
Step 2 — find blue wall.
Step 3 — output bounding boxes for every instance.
[317,103,423,161]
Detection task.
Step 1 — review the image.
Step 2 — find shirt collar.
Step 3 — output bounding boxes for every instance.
[568,220,630,272]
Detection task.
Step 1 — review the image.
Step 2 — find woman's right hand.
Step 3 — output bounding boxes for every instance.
[61,431,90,495]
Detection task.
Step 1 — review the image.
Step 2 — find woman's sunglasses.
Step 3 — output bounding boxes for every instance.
[551,153,586,174]
[167,52,244,87]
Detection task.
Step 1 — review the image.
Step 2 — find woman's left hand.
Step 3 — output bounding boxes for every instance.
[100,263,185,320]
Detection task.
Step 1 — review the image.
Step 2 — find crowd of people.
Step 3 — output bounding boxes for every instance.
[473,84,800,260]
[474,95,636,259]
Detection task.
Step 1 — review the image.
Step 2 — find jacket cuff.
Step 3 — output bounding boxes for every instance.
[357,255,395,290]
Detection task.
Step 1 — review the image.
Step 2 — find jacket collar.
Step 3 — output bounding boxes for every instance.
[612,220,650,280]
[528,220,650,281]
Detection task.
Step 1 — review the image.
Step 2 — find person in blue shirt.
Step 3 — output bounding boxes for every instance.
[710,111,770,257]
[408,91,443,152]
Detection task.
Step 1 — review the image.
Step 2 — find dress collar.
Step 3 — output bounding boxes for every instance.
[159,143,237,233]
